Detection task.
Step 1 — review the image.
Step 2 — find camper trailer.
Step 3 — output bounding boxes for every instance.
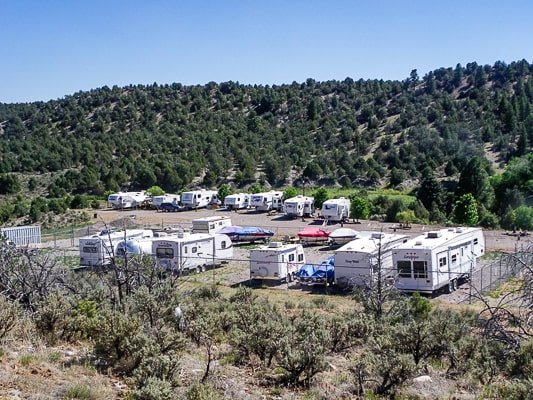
[334,232,408,288]
[115,232,178,257]
[392,227,485,294]
[79,229,153,267]
[249,242,306,283]
[181,190,219,209]
[224,193,250,210]
[192,216,232,234]
[283,196,315,218]
[107,191,149,209]
[321,198,351,222]
[250,191,283,212]
[152,233,233,273]
[153,194,181,210]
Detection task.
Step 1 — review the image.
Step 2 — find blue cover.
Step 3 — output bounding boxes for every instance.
[310,256,335,284]
[217,225,274,241]
[296,263,318,279]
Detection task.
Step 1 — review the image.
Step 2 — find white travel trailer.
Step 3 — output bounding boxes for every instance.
[392,227,485,294]
[334,232,408,288]
[250,191,283,212]
[181,190,219,209]
[192,216,232,234]
[115,232,178,257]
[224,193,250,210]
[152,194,181,209]
[321,197,351,222]
[152,233,233,273]
[79,229,153,267]
[249,242,306,283]
[107,191,148,209]
[283,195,315,218]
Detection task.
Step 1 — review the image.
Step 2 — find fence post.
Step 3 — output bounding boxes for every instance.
[480,266,483,293]
[71,226,74,247]
[54,232,57,248]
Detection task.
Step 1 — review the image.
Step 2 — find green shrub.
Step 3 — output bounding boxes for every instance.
[184,383,222,400]
[64,384,95,400]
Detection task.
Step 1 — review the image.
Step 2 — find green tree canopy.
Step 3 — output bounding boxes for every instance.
[452,193,479,226]
[350,195,370,222]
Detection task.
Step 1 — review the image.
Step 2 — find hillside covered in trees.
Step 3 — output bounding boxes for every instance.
[0,59,533,228]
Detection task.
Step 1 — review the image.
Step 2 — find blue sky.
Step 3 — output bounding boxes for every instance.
[1,0,532,103]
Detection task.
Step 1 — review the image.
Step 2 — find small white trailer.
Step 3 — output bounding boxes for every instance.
[152,233,233,273]
[250,191,283,212]
[334,232,408,288]
[321,197,351,222]
[115,232,178,257]
[249,242,306,283]
[192,216,232,234]
[181,189,219,209]
[392,227,485,294]
[152,194,181,210]
[79,229,153,266]
[107,191,149,209]
[224,193,250,210]
[283,195,315,218]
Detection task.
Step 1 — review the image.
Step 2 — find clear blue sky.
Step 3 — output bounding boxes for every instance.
[1,0,532,103]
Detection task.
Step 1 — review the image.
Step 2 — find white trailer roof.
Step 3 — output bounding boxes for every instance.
[395,227,482,251]
[336,232,408,254]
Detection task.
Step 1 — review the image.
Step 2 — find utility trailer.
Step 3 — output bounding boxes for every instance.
[392,227,485,294]
[181,190,219,209]
[283,195,315,218]
[192,216,232,234]
[152,233,233,274]
[334,232,408,288]
[79,229,153,267]
[250,191,283,212]
[249,242,306,283]
[223,193,250,210]
[321,197,351,223]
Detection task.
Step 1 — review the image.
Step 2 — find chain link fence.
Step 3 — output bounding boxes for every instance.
[468,241,533,302]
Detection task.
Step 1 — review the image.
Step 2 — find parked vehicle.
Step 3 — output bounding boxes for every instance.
[160,202,185,212]
[297,256,334,285]
[192,216,232,234]
[181,189,219,209]
[153,194,181,210]
[217,225,274,243]
[250,242,305,283]
[107,191,149,209]
[334,232,408,288]
[392,227,485,294]
[297,227,330,245]
[224,193,250,210]
[321,197,351,223]
[329,228,359,246]
[79,229,153,267]
[153,233,233,274]
[283,195,315,218]
[250,191,283,212]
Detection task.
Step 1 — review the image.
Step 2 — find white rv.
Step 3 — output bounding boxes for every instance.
[152,194,181,209]
[115,232,178,257]
[321,197,351,222]
[250,191,283,212]
[79,229,153,267]
[392,227,485,294]
[181,190,219,209]
[249,242,306,283]
[283,196,315,218]
[334,232,408,288]
[192,216,232,234]
[152,233,233,273]
[107,191,149,209]
[224,193,250,210]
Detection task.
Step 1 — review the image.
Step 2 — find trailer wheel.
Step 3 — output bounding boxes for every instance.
[447,279,456,294]
[287,273,293,283]
[452,278,458,291]
[201,265,207,272]
[195,266,201,274]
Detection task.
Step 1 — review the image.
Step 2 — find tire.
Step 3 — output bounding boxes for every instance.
[447,279,456,293]
[452,278,458,291]
[195,266,201,274]
[201,265,207,272]
[287,273,293,283]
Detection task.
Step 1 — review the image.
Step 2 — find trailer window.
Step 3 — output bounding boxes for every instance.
[192,247,197,253]
[221,241,227,249]
[474,238,478,245]
[184,246,188,254]
[413,261,427,279]
[397,261,411,277]
[439,257,447,267]
[156,248,173,259]
[82,246,97,253]
[451,254,457,264]
[288,254,295,262]
[298,254,304,262]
